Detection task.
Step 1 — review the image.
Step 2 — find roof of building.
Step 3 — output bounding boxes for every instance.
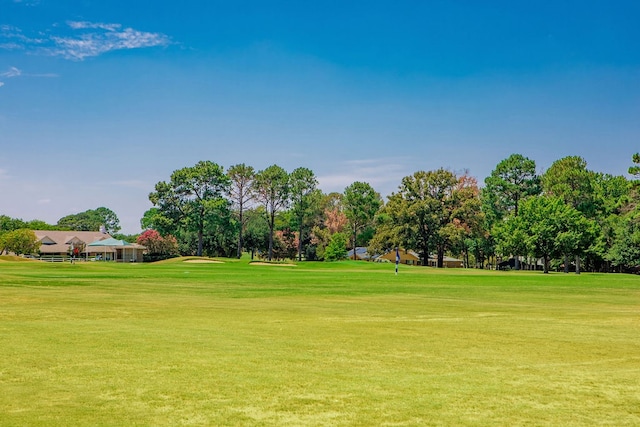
[347,247,369,256]
[33,230,112,254]
[347,247,378,259]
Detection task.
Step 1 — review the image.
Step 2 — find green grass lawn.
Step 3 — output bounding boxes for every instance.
[0,259,638,426]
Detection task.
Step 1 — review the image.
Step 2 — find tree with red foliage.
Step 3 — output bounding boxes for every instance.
[137,229,179,261]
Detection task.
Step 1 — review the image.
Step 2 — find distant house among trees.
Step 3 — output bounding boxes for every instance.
[427,255,464,268]
[33,230,145,262]
[347,247,375,261]
[378,248,464,268]
[379,248,421,265]
[498,257,544,271]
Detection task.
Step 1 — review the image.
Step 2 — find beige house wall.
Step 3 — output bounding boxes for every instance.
[379,249,422,265]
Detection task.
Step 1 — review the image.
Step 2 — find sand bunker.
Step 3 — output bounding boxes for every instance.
[250,262,296,267]
[184,259,224,264]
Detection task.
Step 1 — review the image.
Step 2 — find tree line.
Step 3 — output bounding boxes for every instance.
[142,153,640,272]
[2,153,640,272]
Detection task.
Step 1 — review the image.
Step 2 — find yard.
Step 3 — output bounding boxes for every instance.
[0,258,638,426]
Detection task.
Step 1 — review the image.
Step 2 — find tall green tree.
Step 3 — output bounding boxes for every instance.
[310,192,348,261]
[95,207,120,234]
[542,156,595,216]
[149,161,231,257]
[374,169,462,268]
[140,208,161,230]
[602,156,640,270]
[629,153,640,178]
[541,156,595,272]
[484,153,540,218]
[24,219,59,230]
[3,229,40,256]
[0,215,26,233]
[227,163,255,259]
[367,207,400,259]
[443,173,484,267]
[587,173,631,271]
[324,232,348,261]
[289,167,320,261]
[497,196,596,273]
[343,182,381,257]
[381,172,438,266]
[554,207,598,274]
[426,169,472,267]
[253,165,290,261]
[57,207,120,234]
[493,215,530,269]
[607,209,640,270]
[243,207,270,260]
[484,153,540,269]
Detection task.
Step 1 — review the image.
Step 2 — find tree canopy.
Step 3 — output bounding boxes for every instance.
[149,161,231,257]
[343,181,381,258]
[484,154,540,218]
[253,165,290,261]
[57,207,120,234]
[228,163,255,259]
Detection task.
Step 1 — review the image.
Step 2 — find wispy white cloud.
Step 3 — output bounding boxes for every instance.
[0,21,171,61]
[13,0,41,5]
[51,29,170,60]
[1,66,21,78]
[37,198,51,205]
[67,21,122,31]
[318,158,409,197]
[0,42,24,50]
[0,66,20,87]
[0,66,56,89]
[0,25,45,54]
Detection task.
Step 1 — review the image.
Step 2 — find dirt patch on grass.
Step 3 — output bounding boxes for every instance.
[250,262,296,267]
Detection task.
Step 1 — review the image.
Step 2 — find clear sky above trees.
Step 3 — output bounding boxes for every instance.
[1,1,638,233]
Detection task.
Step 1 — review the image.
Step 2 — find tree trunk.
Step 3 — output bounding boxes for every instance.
[352,225,357,260]
[420,250,428,267]
[575,255,581,274]
[564,254,569,273]
[515,256,520,270]
[298,220,303,262]
[237,210,243,259]
[543,255,549,274]
[197,229,203,257]
[437,246,444,268]
[267,212,275,261]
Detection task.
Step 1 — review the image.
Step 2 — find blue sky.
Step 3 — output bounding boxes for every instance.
[1,0,639,233]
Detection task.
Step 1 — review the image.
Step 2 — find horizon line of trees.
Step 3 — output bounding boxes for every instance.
[2,153,640,273]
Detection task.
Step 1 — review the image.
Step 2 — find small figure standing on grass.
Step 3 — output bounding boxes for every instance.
[69,244,79,264]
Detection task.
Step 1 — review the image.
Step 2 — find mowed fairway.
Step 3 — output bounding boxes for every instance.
[0,259,638,426]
